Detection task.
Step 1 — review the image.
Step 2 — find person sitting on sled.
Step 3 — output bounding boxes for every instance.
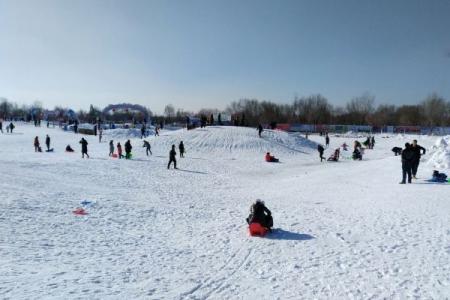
[65,145,74,152]
[432,170,448,182]
[246,199,273,231]
[392,146,402,156]
[341,143,348,151]
[265,152,279,162]
[328,148,340,161]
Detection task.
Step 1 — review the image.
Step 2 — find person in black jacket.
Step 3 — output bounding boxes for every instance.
[400,143,414,184]
[246,200,273,230]
[45,134,51,151]
[411,139,426,179]
[325,133,330,148]
[257,124,263,138]
[168,144,177,169]
[317,144,325,162]
[143,140,152,156]
[179,141,185,158]
[79,138,89,158]
[124,140,132,159]
[0,121,3,133]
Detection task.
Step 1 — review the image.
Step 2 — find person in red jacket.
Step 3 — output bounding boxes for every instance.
[117,142,124,159]
[265,152,279,162]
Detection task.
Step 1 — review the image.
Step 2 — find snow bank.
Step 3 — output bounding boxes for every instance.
[427,136,450,169]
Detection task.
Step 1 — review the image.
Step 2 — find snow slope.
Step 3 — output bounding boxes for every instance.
[0,124,449,299]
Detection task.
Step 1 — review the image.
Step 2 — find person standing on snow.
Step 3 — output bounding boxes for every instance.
[411,139,426,179]
[45,134,51,151]
[0,120,3,133]
[143,140,152,156]
[167,144,177,169]
[109,140,114,156]
[400,143,414,184]
[179,141,185,158]
[117,142,124,159]
[34,136,41,152]
[124,139,132,159]
[9,122,14,133]
[79,137,89,158]
[371,136,375,149]
[98,128,103,143]
[317,144,325,162]
[141,124,146,139]
[257,124,263,138]
[325,133,330,148]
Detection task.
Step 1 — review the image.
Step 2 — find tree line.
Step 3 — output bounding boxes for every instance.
[1,93,450,128]
[224,93,450,128]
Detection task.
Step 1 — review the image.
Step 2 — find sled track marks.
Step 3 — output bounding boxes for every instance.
[182,244,254,300]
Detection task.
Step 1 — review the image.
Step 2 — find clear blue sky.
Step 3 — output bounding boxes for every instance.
[0,0,449,113]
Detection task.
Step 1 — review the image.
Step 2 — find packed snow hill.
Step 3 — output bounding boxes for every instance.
[0,123,449,299]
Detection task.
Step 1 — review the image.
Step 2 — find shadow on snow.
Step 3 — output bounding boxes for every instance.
[266,229,315,241]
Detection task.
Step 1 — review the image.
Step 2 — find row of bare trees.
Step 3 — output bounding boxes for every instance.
[2,93,449,127]
[225,93,450,128]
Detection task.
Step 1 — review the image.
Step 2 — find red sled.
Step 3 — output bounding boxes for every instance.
[111,153,118,158]
[249,223,269,237]
[73,208,88,215]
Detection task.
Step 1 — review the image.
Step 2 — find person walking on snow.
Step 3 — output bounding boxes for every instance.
[155,126,159,136]
[9,122,14,133]
[400,143,414,184]
[98,128,103,143]
[117,142,124,159]
[179,141,185,158]
[143,140,152,156]
[371,136,375,149]
[124,139,132,159]
[0,121,3,133]
[317,144,325,162]
[34,136,41,152]
[167,144,177,169]
[411,139,426,179]
[79,137,89,158]
[45,134,51,151]
[257,124,263,138]
[141,124,146,139]
[325,133,330,148]
[109,140,114,156]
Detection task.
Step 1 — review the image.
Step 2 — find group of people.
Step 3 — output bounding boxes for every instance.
[33,134,52,152]
[108,139,133,159]
[0,121,15,133]
[363,136,376,149]
[399,139,426,184]
[167,141,185,169]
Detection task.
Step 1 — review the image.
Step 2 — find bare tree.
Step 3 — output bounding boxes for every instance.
[164,104,175,120]
[421,93,449,128]
[346,93,375,124]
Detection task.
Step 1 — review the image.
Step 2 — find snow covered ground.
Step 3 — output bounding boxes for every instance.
[0,124,449,299]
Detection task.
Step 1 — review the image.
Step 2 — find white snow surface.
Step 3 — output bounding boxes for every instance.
[1,124,449,299]
[427,135,450,170]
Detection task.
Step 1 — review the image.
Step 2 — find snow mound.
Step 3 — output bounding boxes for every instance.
[152,126,317,156]
[104,127,155,139]
[427,136,450,170]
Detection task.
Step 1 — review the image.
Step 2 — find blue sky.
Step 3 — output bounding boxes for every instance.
[0,0,449,113]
